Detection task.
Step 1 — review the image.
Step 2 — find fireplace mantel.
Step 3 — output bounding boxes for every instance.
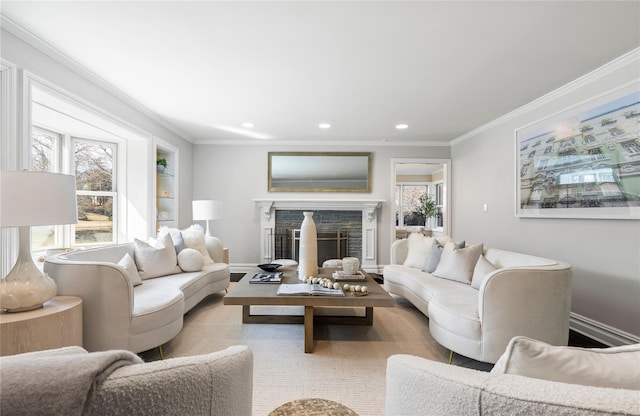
[253,199,385,270]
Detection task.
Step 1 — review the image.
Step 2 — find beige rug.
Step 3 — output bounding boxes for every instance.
[140,284,491,415]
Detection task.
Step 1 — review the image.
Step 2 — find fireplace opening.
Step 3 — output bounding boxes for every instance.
[291,229,348,267]
[272,209,362,265]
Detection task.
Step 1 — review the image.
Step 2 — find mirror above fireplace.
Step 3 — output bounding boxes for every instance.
[268,152,371,192]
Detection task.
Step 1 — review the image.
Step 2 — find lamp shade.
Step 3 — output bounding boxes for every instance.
[0,171,78,227]
[192,200,221,221]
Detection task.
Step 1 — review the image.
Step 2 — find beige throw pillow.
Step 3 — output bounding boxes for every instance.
[177,248,205,272]
[403,233,433,269]
[432,242,483,284]
[133,233,181,279]
[471,255,498,289]
[181,224,214,265]
[118,253,143,286]
[491,336,640,390]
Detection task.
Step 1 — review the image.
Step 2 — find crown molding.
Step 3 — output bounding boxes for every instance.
[451,47,640,146]
[0,14,195,144]
[193,139,452,147]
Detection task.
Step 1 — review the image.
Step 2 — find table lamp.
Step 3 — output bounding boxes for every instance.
[192,200,221,237]
[0,171,77,312]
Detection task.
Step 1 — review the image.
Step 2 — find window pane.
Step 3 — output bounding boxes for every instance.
[401,185,427,226]
[75,141,114,191]
[31,128,59,172]
[76,195,113,244]
[31,225,56,249]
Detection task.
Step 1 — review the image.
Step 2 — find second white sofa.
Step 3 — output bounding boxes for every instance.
[44,236,230,353]
[383,235,572,363]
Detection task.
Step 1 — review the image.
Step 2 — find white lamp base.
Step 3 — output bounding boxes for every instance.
[0,226,57,312]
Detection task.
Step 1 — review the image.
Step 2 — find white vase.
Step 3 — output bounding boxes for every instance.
[298,212,318,280]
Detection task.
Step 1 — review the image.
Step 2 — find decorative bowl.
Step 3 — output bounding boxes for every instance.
[257,263,282,272]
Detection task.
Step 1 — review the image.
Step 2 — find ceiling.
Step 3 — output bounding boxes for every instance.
[1,1,639,146]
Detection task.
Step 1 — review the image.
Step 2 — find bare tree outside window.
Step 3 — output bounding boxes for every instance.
[74,140,115,244]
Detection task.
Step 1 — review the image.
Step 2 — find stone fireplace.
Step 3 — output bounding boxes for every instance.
[254,199,384,270]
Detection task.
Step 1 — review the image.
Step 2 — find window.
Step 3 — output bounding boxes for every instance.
[74,139,116,244]
[30,127,62,250]
[30,129,118,250]
[396,184,428,227]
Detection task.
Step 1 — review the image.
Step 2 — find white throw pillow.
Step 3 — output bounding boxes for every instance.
[133,233,181,279]
[177,248,205,272]
[432,242,483,284]
[403,233,433,269]
[491,336,640,390]
[471,255,497,289]
[117,253,143,287]
[157,226,186,254]
[180,224,214,265]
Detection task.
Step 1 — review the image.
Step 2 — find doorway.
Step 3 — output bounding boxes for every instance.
[391,158,451,242]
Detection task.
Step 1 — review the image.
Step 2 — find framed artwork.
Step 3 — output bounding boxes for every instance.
[515,81,640,219]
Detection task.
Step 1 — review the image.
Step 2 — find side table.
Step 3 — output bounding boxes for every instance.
[0,295,83,356]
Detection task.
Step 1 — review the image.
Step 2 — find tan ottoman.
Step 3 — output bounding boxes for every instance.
[269,398,358,416]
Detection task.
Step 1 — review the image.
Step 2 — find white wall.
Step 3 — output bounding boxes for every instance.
[192,145,450,268]
[450,50,640,343]
[0,27,194,234]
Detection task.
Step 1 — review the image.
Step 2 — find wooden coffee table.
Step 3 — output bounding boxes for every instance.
[224,267,394,353]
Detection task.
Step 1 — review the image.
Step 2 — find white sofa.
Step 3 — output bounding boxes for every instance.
[385,337,640,416]
[1,345,253,416]
[44,237,230,353]
[383,237,572,363]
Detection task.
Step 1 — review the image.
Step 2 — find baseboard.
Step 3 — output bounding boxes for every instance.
[231,264,385,275]
[570,312,640,346]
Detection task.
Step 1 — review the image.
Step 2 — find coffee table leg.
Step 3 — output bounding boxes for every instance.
[304,305,314,353]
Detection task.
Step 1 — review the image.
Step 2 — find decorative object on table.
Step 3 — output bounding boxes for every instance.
[257,263,282,272]
[332,270,367,281]
[515,81,640,220]
[298,211,317,280]
[156,158,167,173]
[249,272,283,284]
[342,257,360,275]
[0,171,78,312]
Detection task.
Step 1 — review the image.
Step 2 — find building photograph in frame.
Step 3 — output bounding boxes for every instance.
[516,82,640,219]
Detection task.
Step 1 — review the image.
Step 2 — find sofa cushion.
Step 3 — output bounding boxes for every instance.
[177,248,205,272]
[133,234,181,279]
[491,336,640,390]
[131,284,184,335]
[118,253,143,286]
[427,288,481,339]
[433,242,483,284]
[471,255,497,289]
[403,233,433,269]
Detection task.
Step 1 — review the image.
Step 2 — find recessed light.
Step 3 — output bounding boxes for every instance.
[318,123,331,129]
[395,124,409,130]
[241,122,254,129]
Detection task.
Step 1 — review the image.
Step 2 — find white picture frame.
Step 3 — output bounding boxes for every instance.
[515,81,640,219]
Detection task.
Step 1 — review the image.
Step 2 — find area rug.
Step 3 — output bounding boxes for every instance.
[140,284,492,415]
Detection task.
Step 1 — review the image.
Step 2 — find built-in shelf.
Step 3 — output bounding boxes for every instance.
[155,142,178,229]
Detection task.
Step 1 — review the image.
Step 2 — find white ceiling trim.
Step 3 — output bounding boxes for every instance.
[194,138,452,147]
[0,14,195,144]
[451,47,640,147]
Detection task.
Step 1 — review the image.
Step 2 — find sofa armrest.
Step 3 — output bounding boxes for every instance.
[385,354,487,416]
[88,345,253,416]
[386,354,640,416]
[390,238,409,265]
[44,257,134,352]
[478,265,572,361]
